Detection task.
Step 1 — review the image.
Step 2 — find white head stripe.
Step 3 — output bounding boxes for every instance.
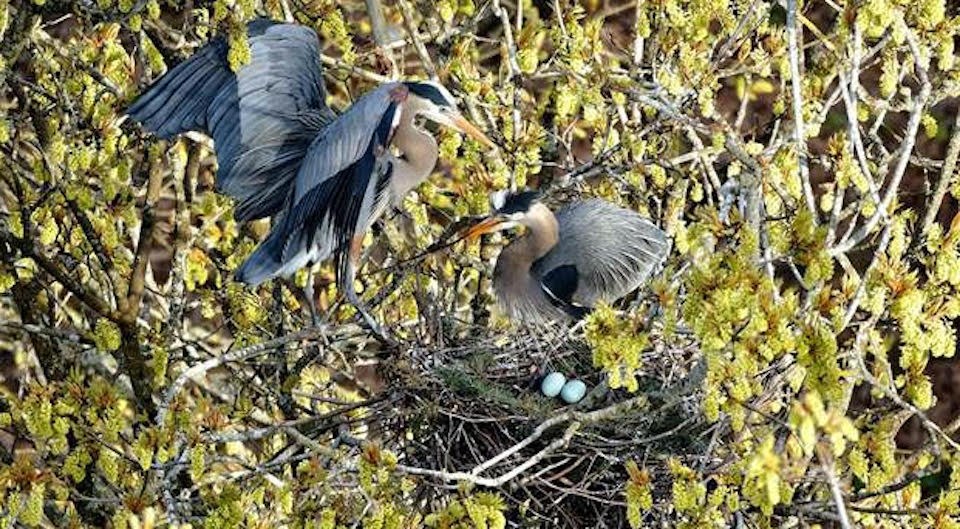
[490,189,508,210]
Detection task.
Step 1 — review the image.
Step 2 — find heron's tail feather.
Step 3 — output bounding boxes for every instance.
[235,143,365,287]
[234,239,284,287]
[235,223,333,288]
[235,207,302,286]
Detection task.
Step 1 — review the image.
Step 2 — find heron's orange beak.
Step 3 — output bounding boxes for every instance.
[451,114,496,150]
[464,216,507,240]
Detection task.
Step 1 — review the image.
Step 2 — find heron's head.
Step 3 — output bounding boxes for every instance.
[404,81,496,149]
[465,189,547,239]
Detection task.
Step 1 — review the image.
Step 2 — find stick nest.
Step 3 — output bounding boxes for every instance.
[364,322,709,526]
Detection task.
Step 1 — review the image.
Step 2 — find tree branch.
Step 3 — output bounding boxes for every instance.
[921,109,960,237]
[397,0,437,78]
[156,326,340,426]
[1,229,118,321]
[786,0,817,217]
[123,155,164,324]
[830,30,931,256]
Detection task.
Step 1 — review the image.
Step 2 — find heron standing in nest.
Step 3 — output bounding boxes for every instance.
[127,19,496,341]
[465,190,669,324]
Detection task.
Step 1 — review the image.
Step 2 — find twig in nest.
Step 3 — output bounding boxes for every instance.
[396,394,650,487]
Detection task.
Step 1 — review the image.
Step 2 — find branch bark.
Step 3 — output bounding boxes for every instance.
[122,156,164,324]
[921,109,960,237]
[786,0,817,218]
[830,30,932,256]
[397,0,437,78]
[116,156,165,417]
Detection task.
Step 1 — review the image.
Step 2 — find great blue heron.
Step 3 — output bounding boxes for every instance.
[127,19,495,339]
[465,190,669,324]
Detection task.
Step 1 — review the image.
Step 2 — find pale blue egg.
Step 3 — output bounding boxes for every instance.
[540,372,566,398]
[560,380,587,404]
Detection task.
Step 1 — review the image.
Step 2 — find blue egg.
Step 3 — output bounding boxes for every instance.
[540,372,567,398]
[560,380,587,404]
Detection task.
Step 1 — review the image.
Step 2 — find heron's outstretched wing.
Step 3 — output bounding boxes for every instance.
[533,199,669,306]
[235,86,403,286]
[127,19,336,221]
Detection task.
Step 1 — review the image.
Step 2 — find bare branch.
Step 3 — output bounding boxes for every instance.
[398,421,581,488]
[818,446,853,529]
[786,0,817,217]
[320,54,392,83]
[921,110,960,236]
[492,0,523,190]
[365,0,392,46]
[839,222,892,330]
[396,394,650,487]
[156,326,344,426]
[831,30,932,256]
[123,150,165,323]
[397,0,437,78]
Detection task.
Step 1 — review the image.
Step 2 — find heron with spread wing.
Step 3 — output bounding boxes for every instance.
[465,190,669,324]
[127,19,495,339]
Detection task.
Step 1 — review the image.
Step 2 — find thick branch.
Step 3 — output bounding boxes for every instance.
[123,157,164,324]
[365,0,392,46]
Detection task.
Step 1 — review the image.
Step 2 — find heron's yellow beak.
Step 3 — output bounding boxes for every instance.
[451,114,496,150]
[464,216,507,240]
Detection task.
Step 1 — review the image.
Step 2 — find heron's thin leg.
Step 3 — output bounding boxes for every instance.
[303,269,320,327]
[344,236,396,346]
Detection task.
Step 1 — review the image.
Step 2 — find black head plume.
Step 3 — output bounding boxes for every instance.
[404,81,457,108]
[490,189,541,215]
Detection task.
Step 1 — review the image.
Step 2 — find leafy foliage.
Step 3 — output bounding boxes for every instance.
[2,0,960,527]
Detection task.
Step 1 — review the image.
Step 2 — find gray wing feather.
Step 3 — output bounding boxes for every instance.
[291,83,400,203]
[127,19,336,221]
[235,151,394,286]
[532,199,669,305]
[234,93,401,286]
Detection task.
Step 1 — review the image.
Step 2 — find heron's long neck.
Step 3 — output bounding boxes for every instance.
[494,205,560,311]
[390,104,439,198]
[515,205,560,263]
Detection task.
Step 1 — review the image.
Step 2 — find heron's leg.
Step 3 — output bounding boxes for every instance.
[344,236,395,346]
[303,269,320,327]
